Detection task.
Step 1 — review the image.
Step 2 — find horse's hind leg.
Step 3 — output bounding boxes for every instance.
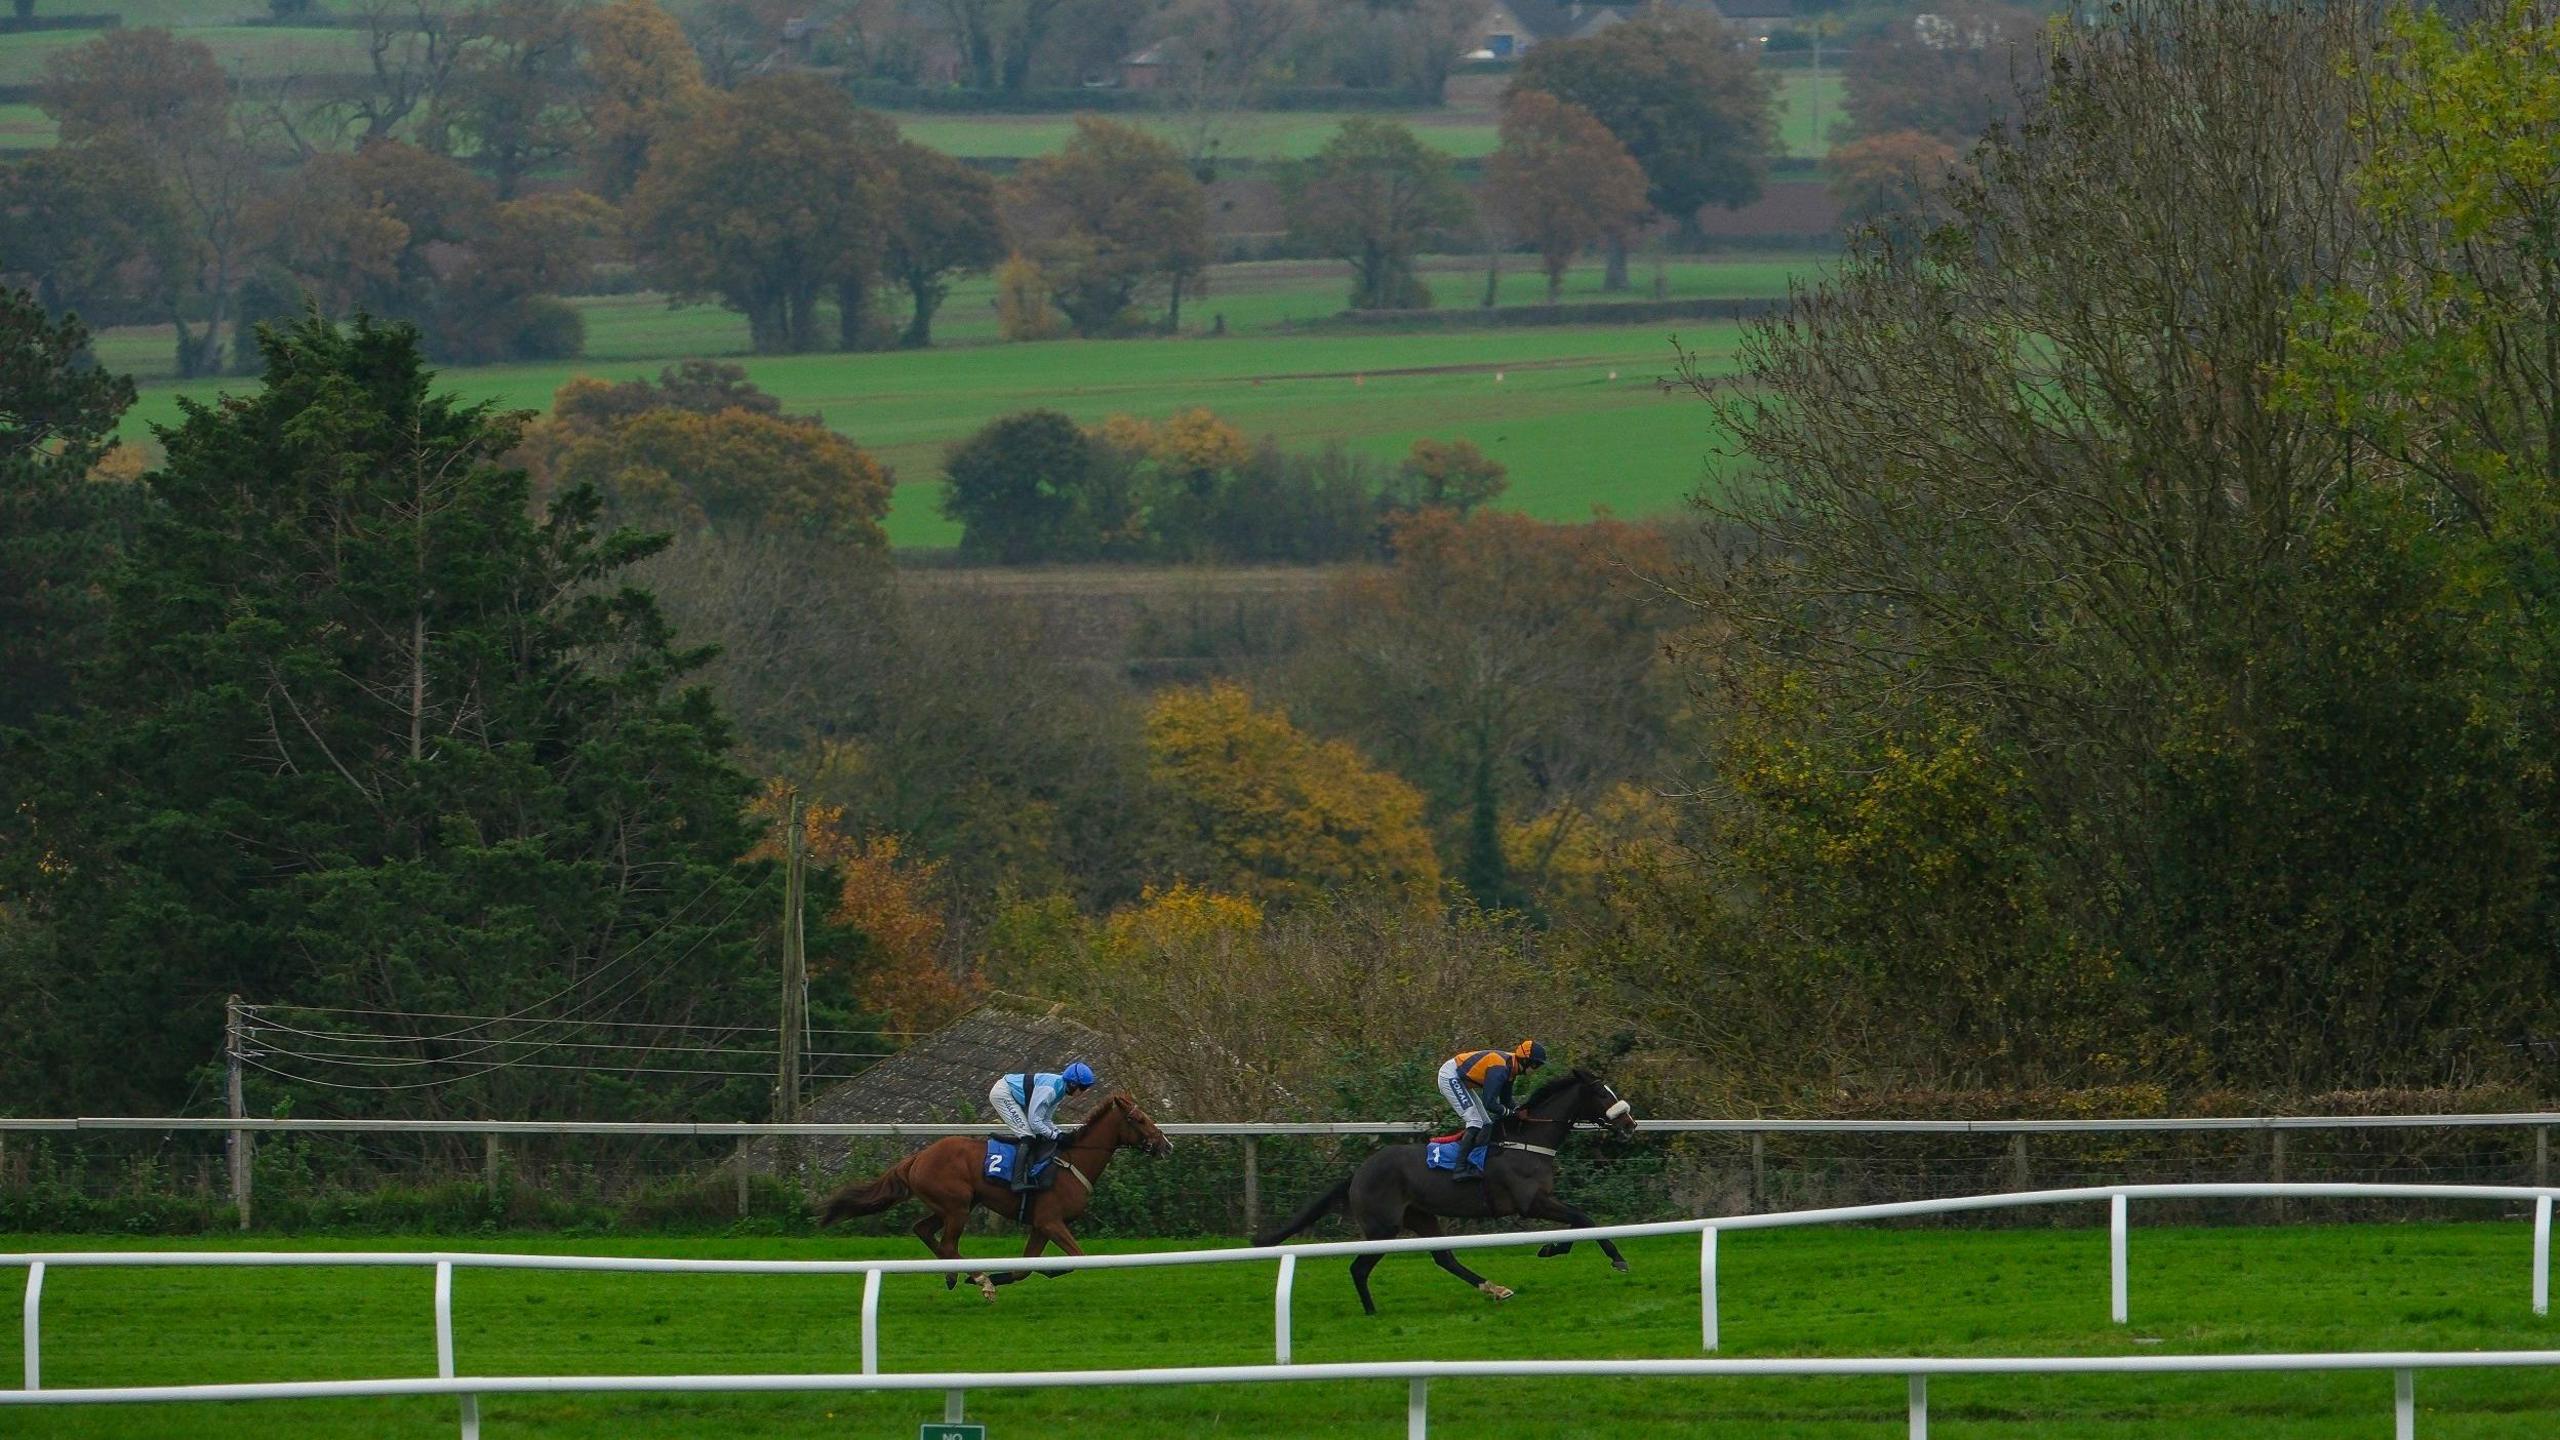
[1348,1209,1402,1316]
[1409,1209,1510,1302]
[912,1211,958,1288]
[928,1204,994,1301]
[1528,1194,1629,1273]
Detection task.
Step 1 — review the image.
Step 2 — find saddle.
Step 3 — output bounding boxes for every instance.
[1424,1132,1491,1173]
[984,1137,1058,1188]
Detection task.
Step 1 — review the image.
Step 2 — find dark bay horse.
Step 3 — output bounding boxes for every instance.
[1252,1067,1638,1313]
[817,1091,1172,1301]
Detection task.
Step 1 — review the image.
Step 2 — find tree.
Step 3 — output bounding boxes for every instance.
[1487,89,1649,302]
[1839,3,2037,146]
[627,74,895,352]
[577,0,705,200]
[35,27,226,146]
[884,141,1006,348]
[1003,117,1210,336]
[0,292,136,730]
[440,0,585,198]
[524,403,895,545]
[1514,12,1775,282]
[1144,681,1441,906]
[1286,510,1674,907]
[0,141,184,323]
[1371,0,1489,104]
[435,189,613,361]
[338,0,485,151]
[2,315,772,1112]
[1682,0,2556,1087]
[33,28,268,376]
[1825,129,1960,238]
[1282,118,1470,311]
[928,0,1073,92]
[266,140,494,320]
[1385,436,1506,515]
[939,408,1113,562]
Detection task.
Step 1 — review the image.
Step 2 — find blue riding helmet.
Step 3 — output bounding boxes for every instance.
[1062,1061,1098,1089]
[1514,1039,1548,1069]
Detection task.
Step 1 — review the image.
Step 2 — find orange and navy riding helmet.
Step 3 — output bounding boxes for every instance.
[1513,1039,1548,1069]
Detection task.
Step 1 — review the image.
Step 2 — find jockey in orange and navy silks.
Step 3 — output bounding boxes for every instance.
[1435,1040,1547,1180]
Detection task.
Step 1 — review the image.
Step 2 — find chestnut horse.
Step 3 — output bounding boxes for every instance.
[816,1091,1172,1301]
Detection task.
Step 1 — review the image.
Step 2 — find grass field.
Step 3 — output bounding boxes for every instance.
[6,1221,2557,1437]
[106,260,1776,546]
[0,24,376,85]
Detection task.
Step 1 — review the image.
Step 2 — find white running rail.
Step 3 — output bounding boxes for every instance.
[5,1182,2555,1438]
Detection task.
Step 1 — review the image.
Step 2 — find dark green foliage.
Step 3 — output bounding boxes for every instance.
[940,408,1108,563]
[1514,10,1778,229]
[2,315,774,1115]
[0,290,136,730]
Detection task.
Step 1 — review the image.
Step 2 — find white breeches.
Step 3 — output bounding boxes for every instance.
[1436,1059,1490,1129]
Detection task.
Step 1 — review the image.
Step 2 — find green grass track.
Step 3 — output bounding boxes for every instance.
[7,1221,2558,1437]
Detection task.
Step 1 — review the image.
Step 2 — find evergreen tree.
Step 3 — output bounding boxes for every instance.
[6,315,775,1113]
[0,290,136,731]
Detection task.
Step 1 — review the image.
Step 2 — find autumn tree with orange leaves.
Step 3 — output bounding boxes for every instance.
[1488,89,1650,302]
[1144,681,1441,905]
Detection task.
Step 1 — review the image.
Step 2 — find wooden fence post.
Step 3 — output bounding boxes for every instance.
[1750,1133,1766,1213]
[2010,1133,2030,1192]
[225,996,253,1230]
[1242,1137,1260,1238]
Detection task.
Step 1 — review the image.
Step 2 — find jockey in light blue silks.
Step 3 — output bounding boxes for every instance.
[988,1062,1097,1191]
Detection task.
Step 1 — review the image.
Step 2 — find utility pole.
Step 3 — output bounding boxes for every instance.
[225,995,252,1230]
[777,791,807,1183]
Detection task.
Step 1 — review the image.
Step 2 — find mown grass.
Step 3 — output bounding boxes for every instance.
[5,1220,2557,1437]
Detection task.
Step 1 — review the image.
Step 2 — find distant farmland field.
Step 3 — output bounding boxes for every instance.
[120,319,1748,548]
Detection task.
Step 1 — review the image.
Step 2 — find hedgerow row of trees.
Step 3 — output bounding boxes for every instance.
[0,1,2049,367]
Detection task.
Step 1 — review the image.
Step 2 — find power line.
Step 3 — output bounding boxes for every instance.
[244,1034,891,1067]
[233,887,765,1092]
[246,1005,913,1039]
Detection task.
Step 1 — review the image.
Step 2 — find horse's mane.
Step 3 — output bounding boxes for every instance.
[1063,1090,1134,1142]
[1519,1066,1595,1111]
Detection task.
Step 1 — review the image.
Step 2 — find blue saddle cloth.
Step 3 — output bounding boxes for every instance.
[983,1138,1053,1185]
[1425,1137,1490,1172]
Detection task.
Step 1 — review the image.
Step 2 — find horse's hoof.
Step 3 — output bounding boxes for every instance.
[1478,1282,1514,1302]
[943,1275,958,1291]
[1537,1243,1566,1258]
[1611,1259,1631,1273]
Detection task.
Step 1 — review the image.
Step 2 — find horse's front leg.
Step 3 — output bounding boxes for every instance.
[1527,1194,1628,1272]
[1408,1209,1509,1301]
[989,1226,1050,1288]
[1029,1215,1084,1279]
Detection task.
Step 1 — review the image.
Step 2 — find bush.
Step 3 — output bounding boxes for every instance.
[505,295,586,360]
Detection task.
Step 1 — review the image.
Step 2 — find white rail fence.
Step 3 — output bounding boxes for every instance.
[7,1182,2556,1437]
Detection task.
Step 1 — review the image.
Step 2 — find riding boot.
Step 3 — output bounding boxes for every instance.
[1011,1138,1047,1192]
[1451,1125,1486,1180]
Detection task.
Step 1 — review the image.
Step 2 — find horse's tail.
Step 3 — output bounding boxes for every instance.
[1253,1175,1352,1248]
[817,1156,914,1227]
